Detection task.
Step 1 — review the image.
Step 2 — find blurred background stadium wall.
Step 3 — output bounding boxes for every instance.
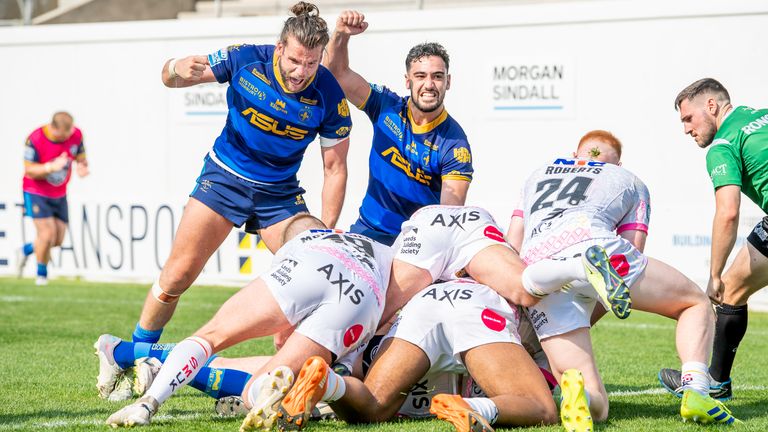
[0,0,766,309]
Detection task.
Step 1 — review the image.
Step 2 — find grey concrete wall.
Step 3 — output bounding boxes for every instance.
[1,0,58,20]
[38,0,195,24]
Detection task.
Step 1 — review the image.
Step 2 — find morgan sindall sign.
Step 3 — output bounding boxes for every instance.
[488,59,575,119]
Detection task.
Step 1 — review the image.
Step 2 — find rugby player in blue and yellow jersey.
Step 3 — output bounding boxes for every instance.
[94,3,353,399]
[325,10,473,245]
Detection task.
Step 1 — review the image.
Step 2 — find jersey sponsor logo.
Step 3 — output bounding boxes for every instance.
[453,147,472,164]
[300,96,318,105]
[241,107,309,141]
[399,233,421,255]
[710,163,727,178]
[208,48,229,66]
[335,126,350,137]
[338,99,350,117]
[381,147,433,185]
[741,113,768,135]
[343,324,364,347]
[407,379,433,412]
[270,258,298,286]
[383,115,404,140]
[553,158,605,167]
[208,369,223,391]
[481,308,506,331]
[250,68,271,84]
[429,210,481,230]
[237,77,267,101]
[317,263,366,305]
[529,308,548,331]
[270,99,287,114]
[299,106,312,123]
[69,144,79,155]
[484,225,505,242]
[421,286,473,306]
[424,138,438,151]
[372,84,384,93]
[294,195,305,206]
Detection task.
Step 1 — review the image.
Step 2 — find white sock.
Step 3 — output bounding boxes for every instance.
[681,361,710,395]
[521,257,586,297]
[322,367,346,402]
[245,373,270,407]
[145,336,211,404]
[464,397,498,424]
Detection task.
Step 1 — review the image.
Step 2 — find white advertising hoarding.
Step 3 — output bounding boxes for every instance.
[0,0,767,309]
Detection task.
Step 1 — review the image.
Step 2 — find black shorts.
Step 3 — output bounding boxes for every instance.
[746,216,768,258]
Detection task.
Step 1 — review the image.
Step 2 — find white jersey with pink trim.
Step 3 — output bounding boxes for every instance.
[515,158,650,264]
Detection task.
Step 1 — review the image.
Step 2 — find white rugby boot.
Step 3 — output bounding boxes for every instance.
[106,395,159,427]
[94,334,125,399]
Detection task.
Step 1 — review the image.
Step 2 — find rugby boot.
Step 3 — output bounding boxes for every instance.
[275,356,329,431]
[560,369,593,432]
[240,366,294,431]
[94,334,125,399]
[657,368,733,401]
[430,394,495,432]
[216,396,249,417]
[133,357,162,397]
[680,389,740,425]
[105,395,159,427]
[583,245,631,319]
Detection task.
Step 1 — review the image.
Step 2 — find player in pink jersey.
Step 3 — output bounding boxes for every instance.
[16,112,89,285]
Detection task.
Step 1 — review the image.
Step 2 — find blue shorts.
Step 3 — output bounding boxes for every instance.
[190,155,309,234]
[23,192,69,223]
[349,217,398,246]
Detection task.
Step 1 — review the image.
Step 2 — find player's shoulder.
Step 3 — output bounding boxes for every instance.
[440,112,469,141]
[212,44,272,66]
[27,126,47,144]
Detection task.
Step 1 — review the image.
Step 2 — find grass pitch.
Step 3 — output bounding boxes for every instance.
[0,278,766,431]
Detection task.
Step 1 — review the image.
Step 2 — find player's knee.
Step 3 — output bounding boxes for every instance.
[159,263,198,293]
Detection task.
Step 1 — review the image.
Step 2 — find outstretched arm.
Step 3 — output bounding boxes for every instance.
[161,55,216,88]
[324,10,372,107]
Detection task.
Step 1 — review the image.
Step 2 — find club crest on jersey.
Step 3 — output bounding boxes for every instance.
[298,106,312,123]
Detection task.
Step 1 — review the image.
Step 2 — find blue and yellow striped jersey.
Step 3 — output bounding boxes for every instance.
[349,84,473,245]
[209,44,352,183]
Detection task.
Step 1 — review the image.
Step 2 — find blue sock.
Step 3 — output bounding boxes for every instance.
[23,243,34,256]
[189,366,252,399]
[132,322,163,343]
[112,341,177,369]
[37,263,47,278]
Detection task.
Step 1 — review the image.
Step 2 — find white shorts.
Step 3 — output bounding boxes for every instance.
[264,246,385,359]
[397,372,459,418]
[384,280,521,375]
[526,237,647,340]
[392,205,510,281]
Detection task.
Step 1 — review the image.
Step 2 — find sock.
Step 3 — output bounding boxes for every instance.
[145,336,211,404]
[23,243,34,256]
[132,322,163,343]
[464,397,499,424]
[709,303,748,383]
[681,361,710,395]
[189,366,252,399]
[521,257,585,297]
[112,341,177,369]
[322,368,346,402]
[246,373,270,407]
[37,263,48,278]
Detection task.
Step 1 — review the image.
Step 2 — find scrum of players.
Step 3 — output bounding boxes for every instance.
[92,3,764,431]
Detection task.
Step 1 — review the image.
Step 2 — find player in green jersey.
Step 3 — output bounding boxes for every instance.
[659,78,768,402]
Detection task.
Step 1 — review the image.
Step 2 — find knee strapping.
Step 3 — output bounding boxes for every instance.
[152,281,181,304]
